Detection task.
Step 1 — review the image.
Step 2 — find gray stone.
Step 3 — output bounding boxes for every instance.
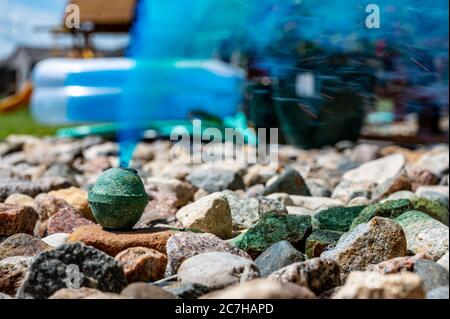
[177,252,260,290]
[262,167,311,196]
[187,168,245,193]
[437,252,449,271]
[412,259,449,292]
[165,232,251,276]
[223,191,260,229]
[427,286,449,299]
[254,241,306,277]
[0,179,41,202]
[395,210,449,260]
[16,242,127,299]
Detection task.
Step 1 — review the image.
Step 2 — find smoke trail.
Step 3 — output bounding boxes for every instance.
[118,0,449,166]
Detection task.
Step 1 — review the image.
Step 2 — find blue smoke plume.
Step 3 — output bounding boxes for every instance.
[119,0,449,167]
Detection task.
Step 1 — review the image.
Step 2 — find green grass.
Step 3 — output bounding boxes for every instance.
[0,106,63,140]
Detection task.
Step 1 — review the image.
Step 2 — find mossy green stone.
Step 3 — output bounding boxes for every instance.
[411,197,449,225]
[88,168,149,230]
[350,199,413,229]
[234,212,312,258]
[305,229,343,258]
[313,206,366,232]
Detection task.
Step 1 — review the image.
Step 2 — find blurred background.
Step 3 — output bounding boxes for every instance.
[0,0,448,148]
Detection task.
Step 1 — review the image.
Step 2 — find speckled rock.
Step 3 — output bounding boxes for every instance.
[146,177,195,208]
[0,179,41,202]
[68,224,174,256]
[395,211,448,260]
[175,192,232,239]
[306,230,343,258]
[16,242,127,299]
[4,194,35,208]
[254,241,306,277]
[48,187,94,221]
[165,232,250,277]
[257,196,289,216]
[223,191,260,229]
[262,167,311,196]
[115,247,167,283]
[0,204,38,236]
[427,286,449,299]
[0,256,32,296]
[47,207,94,235]
[234,213,312,259]
[120,282,178,299]
[139,191,179,225]
[411,197,449,225]
[164,282,211,299]
[313,206,366,232]
[268,258,341,295]
[177,252,260,290]
[322,217,407,275]
[186,168,245,193]
[201,279,316,299]
[0,234,50,261]
[367,254,432,274]
[350,199,413,229]
[412,259,449,292]
[333,271,425,299]
[437,252,449,271]
[33,194,73,221]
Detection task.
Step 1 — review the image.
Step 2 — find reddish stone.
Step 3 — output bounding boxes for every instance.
[47,207,94,235]
[0,204,38,236]
[115,247,167,283]
[68,224,174,256]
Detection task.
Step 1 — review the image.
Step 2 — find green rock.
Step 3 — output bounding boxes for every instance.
[411,197,449,225]
[305,229,343,258]
[313,206,366,232]
[88,168,149,230]
[350,199,413,229]
[234,213,312,258]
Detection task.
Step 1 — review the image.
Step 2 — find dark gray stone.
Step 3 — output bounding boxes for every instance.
[16,243,127,299]
[262,167,311,196]
[254,241,306,277]
[164,283,211,299]
[187,169,245,193]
